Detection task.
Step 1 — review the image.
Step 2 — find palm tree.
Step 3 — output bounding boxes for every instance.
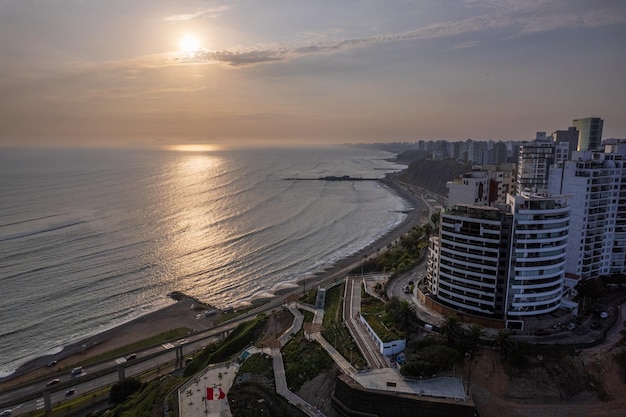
[495,329,516,359]
[440,314,462,344]
[395,300,417,333]
[467,323,483,354]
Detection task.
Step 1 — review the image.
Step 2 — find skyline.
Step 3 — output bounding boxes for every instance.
[1,0,625,148]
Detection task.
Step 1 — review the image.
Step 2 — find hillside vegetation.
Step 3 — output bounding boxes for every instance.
[397,159,472,196]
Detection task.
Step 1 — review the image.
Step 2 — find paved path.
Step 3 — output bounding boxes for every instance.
[344,276,389,369]
[302,284,466,402]
[178,304,324,417]
[179,286,467,417]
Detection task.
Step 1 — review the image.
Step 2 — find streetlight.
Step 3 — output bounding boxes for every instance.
[465,351,472,399]
[361,255,366,276]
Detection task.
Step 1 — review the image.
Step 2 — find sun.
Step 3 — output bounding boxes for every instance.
[179,35,201,53]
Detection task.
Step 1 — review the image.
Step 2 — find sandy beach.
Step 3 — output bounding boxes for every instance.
[0,173,424,390]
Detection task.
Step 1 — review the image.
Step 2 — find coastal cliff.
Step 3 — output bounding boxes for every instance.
[395,159,472,196]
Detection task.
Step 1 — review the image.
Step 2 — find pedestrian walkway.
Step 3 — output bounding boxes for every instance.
[179,287,466,417]
[306,281,466,402]
[179,303,324,417]
[177,362,239,417]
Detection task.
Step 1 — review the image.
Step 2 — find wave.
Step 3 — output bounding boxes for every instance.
[0,220,86,242]
[0,146,406,376]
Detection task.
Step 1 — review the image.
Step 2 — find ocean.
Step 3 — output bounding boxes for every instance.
[0,145,408,378]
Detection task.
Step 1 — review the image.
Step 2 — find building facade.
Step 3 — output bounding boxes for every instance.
[505,194,570,326]
[517,134,555,195]
[573,117,603,152]
[549,149,626,279]
[425,194,570,329]
[426,204,513,317]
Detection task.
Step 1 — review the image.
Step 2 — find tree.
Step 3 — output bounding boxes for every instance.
[387,298,417,333]
[466,324,483,354]
[109,377,142,405]
[431,211,441,227]
[494,329,519,362]
[440,315,462,344]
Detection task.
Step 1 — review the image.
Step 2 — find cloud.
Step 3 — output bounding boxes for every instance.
[89,0,626,70]
[461,0,626,34]
[454,41,479,49]
[163,6,231,23]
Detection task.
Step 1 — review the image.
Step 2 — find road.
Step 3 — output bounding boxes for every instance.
[385,248,443,327]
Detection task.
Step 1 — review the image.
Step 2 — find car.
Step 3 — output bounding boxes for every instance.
[70,366,83,376]
[1,409,12,417]
[65,389,75,397]
[534,329,550,336]
[567,322,576,331]
[46,360,57,367]
[600,311,609,319]
[46,378,61,386]
[126,353,137,360]
[591,322,602,330]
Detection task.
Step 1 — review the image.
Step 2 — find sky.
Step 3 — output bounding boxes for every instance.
[0,0,625,148]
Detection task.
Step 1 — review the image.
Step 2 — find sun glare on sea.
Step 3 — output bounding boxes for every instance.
[168,144,221,152]
[179,35,201,53]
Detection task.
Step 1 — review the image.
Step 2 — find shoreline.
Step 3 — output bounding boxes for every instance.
[0,171,424,388]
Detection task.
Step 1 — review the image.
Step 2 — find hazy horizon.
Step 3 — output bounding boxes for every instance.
[1,0,625,148]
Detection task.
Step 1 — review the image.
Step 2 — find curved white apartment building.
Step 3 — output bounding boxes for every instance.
[506,194,570,318]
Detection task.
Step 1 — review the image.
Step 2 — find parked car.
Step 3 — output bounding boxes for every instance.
[534,328,550,336]
[46,378,60,386]
[600,311,609,319]
[567,322,576,331]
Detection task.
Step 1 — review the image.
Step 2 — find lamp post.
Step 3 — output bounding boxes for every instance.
[361,255,366,276]
[465,351,472,399]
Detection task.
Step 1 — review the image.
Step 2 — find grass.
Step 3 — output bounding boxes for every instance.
[24,387,110,417]
[302,309,314,323]
[238,353,274,381]
[213,306,256,325]
[360,292,404,342]
[282,330,334,391]
[320,284,367,369]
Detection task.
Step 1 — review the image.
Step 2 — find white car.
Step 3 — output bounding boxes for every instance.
[600,311,609,319]
[1,409,12,417]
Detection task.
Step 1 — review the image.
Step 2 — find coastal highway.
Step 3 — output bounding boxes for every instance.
[0,301,280,414]
[0,331,224,414]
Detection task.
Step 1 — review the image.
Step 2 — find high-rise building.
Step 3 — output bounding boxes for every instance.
[551,126,579,159]
[446,170,490,209]
[425,194,570,329]
[505,194,570,327]
[548,149,626,279]
[573,117,603,151]
[426,204,513,317]
[516,133,555,195]
[446,164,515,208]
